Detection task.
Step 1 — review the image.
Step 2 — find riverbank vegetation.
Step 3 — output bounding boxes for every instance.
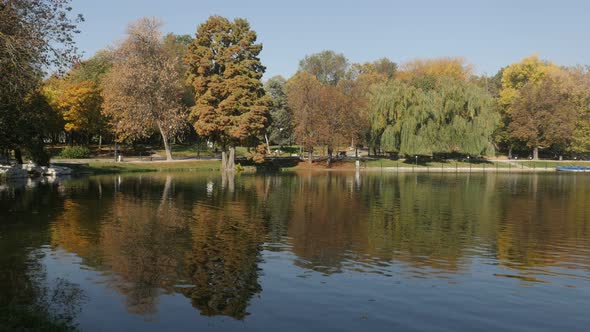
[2,1,590,170]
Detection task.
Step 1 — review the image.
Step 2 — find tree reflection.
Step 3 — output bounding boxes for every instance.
[0,182,84,330]
[182,174,267,319]
[6,171,590,323]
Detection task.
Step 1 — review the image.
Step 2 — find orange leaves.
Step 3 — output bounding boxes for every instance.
[186,16,270,147]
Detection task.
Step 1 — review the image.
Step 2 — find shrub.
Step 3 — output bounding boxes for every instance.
[24,141,50,166]
[58,146,91,159]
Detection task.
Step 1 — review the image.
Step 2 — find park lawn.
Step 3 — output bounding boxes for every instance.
[362,159,510,168]
[514,160,590,168]
[57,160,221,175]
[154,145,253,158]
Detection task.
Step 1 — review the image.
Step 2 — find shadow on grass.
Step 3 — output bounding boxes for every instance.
[237,157,301,171]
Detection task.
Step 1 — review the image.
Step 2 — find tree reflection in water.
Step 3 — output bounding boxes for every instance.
[3,172,589,322]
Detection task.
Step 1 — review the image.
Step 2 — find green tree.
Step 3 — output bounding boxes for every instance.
[0,0,82,163]
[264,76,293,147]
[299,50,349,86]
[370,78,499,157]
[186,16,271,170]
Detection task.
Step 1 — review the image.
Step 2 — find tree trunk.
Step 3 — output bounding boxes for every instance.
[227,146,236,170]
[14,148,23,164]
[533,146,539,160]
[508,146,513,159]
[98,135,102,153]
[308,148,313,165]
[157,122,173,161]
[264,134,272,154]
[327,146,333,167]
[221,149,227,170]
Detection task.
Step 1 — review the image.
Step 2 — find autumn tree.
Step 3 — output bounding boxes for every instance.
[397,57,473,83]
[508,74,579,159]
[186,16,270,170]
[286,72,325,163]
[499,54,560,157]
[53,80,104,146]
[567,66,590,154]
[286,71,360,166]
[102,18,187,161]
[0,0,82,163]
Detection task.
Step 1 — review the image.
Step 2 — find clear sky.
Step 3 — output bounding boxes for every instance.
[74,0,590,78]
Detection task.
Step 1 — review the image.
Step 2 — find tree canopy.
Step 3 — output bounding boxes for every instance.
[185,15,270,170]
[298,50,349,86]
[102,17,187,161]
[370,78,499,156]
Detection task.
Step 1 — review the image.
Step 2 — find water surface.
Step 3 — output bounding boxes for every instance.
[1,172,589,331]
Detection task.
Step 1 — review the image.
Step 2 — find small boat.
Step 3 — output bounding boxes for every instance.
[555,166,590,172]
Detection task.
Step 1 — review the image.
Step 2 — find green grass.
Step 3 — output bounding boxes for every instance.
[362,159,510,168]
[55,160,221,175]
[154,145,256,158]
[514,160,590,168]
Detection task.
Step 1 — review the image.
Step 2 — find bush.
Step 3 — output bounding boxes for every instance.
[58,146,91,159]
[23,141,50,166]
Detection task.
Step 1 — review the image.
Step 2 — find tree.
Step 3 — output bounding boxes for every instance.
[299,50,349,86]
[352,58,397,80]
[53,80,104,145]
[69,50,114,84]
[102,18,187,161]
[1,0,82,163]
[286,72,359,166]
[370,78,499,157]
[499,55,561,158]
[397,57,473,82]
[561,66,590,155]
[508,74,579,159]
[264,76,293,147]
[286,72,325,163]
[186,16,271,170]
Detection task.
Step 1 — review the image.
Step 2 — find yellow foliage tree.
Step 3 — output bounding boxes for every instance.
[397,57,473,82]
[499,54,559,108]
[55,80,103,137]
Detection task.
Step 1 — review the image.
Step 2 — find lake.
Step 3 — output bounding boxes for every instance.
[1,172,589,331]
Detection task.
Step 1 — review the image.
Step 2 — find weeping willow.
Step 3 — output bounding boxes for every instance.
[369,78,499,156]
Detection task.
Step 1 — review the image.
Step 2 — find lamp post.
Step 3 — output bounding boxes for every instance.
[415,155,418,167]
[467,155,471,172]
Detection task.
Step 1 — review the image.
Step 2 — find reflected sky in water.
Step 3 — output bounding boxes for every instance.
[1,172,589,331]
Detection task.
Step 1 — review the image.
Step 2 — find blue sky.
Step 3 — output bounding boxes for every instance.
[74,0,590,78]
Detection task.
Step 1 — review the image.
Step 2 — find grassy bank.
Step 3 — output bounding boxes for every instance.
[52,158,590,175]
[514,160,590,168]
[55,160,221,175]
